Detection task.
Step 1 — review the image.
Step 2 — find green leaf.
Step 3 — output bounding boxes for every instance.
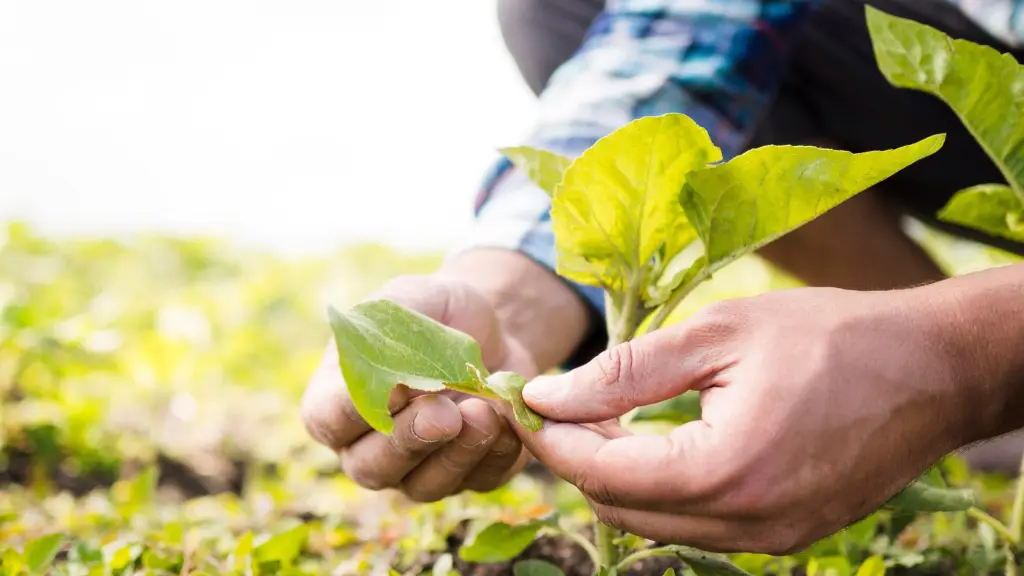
[865,5,1024,201]
[677,135,944,295]
[806,556,852,576]
[102,542,142,571]
[328,299,486,434]
[659,545,753,576]
[500,146,572,198]
[663,570,677,576]
[550,114,719,294]
[254,525,308,568]
[485,372,542,432]
[854,555,887,576]
[23,534,62,575]
[513,560,565,576]
[231,531,254,573]
[627,391,701,425]
[329,299,542,434]
[141,549,178,571]
[883,479,976,512]
[458,516,555,563]
[938,184,1024,242]
[2,549,24,576]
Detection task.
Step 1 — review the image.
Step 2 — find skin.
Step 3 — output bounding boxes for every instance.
[300,247,590,502]
[514,262,1024,554]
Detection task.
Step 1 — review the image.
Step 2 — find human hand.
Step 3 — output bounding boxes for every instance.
[512,287,983,554]
[301,273,538,502]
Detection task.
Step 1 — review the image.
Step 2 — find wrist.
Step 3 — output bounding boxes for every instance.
[436,247,593,373]
[917,264,1024,445]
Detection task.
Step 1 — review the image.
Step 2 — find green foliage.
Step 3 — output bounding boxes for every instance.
[884,478,976,512]
[8,7,1024,568]
[328,299,542,434]
[664,546,753,576]
[866,5,1024,200]
[0,214,1020,575]
[670,135,944,309]
[22,534,62,575]
[542,114,712,298]
[939,184,1024,242]
[513,559,565,576]
[499,146,572,198]
[459,515,557,563]
[854,555,887,576]
[866,5,1024,244]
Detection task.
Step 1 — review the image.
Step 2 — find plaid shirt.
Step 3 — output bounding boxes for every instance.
[456,0,1024,325]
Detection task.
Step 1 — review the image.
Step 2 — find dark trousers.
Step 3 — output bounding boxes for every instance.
[497,0,1024,257]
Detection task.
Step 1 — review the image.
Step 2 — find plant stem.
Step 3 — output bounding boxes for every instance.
[596,522,620,569]
[1011,452,1024,547]
[592,288,644,570]
[968,507,1018,546]
[645,270,707,334]
[545,526,602,568]
[614,547,677,572]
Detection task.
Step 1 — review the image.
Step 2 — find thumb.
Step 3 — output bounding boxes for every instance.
[522,324,719,423]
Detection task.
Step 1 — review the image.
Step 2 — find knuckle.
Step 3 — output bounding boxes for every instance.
[590,342,641,404]
[389,429,433,459]
[575,472,623,509]
[593,505,627,532]
[401,483,449,504]
[435,447,478,475]
[689,299,747,330]
[489,433,521,457]
[340,458,392,492]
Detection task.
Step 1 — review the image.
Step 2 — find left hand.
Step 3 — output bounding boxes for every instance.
[510,286,981,555]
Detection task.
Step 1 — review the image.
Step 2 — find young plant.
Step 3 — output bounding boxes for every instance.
[866,5,1024,573]
[329,108,970,573]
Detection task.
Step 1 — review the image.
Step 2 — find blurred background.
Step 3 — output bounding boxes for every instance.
[1,1,1020,574]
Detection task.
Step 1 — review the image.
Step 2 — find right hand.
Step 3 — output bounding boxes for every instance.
[301,274,539,502]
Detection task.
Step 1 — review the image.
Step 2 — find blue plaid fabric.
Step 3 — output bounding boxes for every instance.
[456,0,1024,322]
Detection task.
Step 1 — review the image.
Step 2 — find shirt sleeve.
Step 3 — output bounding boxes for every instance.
[449,0,821,367]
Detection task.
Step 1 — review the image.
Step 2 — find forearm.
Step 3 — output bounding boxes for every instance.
[437,247,592,373]
[925,262,1024,444]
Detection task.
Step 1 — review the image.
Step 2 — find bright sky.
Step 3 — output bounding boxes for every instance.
[0,1,538,255]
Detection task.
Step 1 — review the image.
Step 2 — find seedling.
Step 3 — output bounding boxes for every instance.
[328,11,989,572]
[866,6,1024,574]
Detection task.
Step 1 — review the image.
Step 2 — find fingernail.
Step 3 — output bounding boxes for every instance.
[523,374,566,403]
[412,412,454,442]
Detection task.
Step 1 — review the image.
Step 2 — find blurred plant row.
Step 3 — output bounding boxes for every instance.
[0,219,1021,574]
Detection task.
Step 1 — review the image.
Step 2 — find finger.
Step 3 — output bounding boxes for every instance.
[399,399,503,502]
[340,395,463,490]
[301,342,411,451]
[514,416,720,514]
[587,501,729,551]
[522,314,736,422]
[586,502,795,555]
[459,419,525,493]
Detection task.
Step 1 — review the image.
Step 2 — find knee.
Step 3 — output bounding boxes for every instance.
[496,0,601,95]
